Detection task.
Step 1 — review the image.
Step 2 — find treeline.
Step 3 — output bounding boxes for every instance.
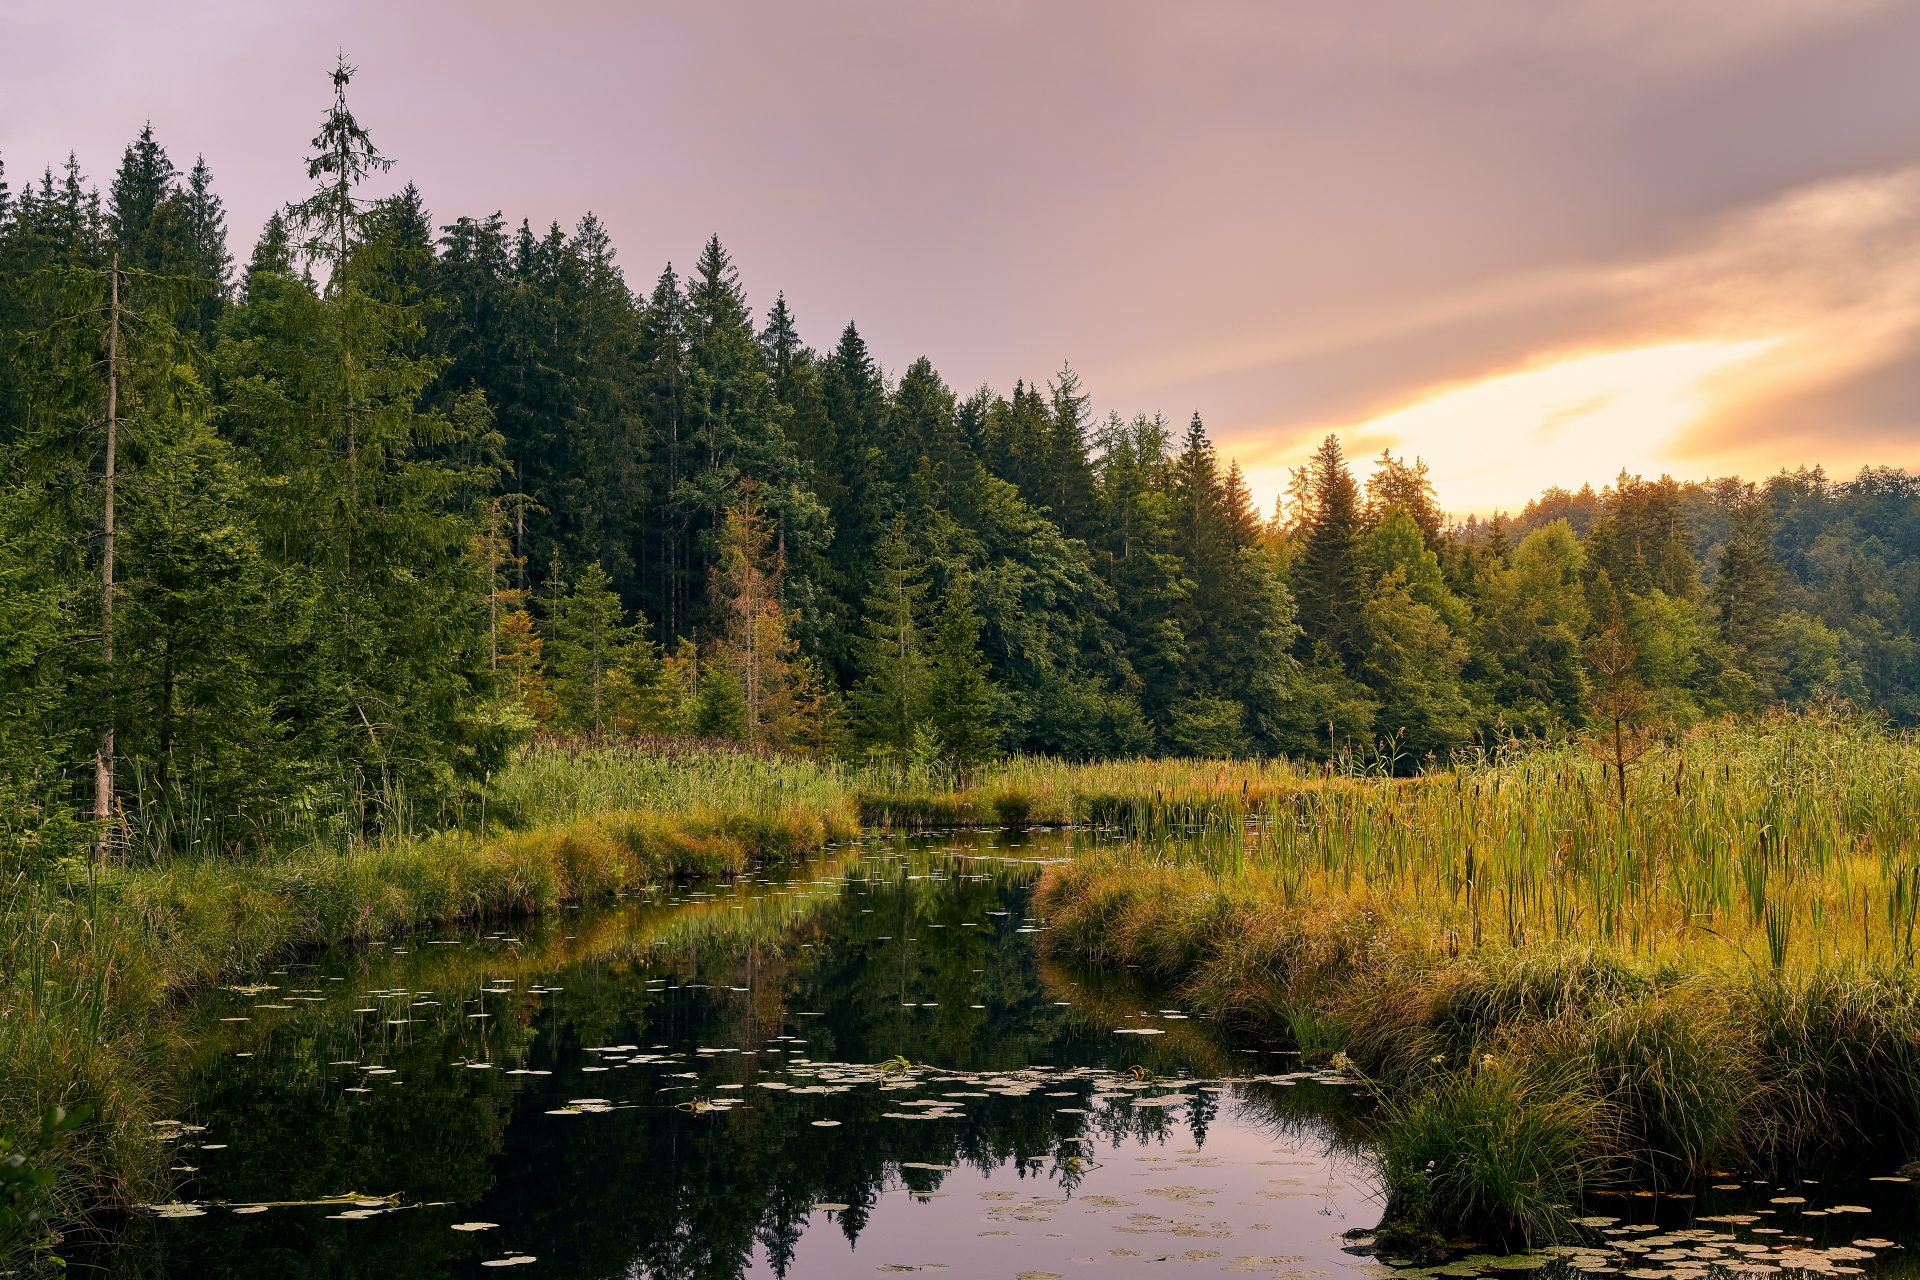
[3,63,1917,858]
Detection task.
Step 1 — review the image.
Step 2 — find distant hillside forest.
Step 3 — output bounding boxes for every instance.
[4,66,1917,855]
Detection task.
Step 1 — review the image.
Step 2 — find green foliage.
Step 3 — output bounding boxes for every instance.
[1,1103,90,1262]
[1378,1061,1606,1247]
[921,580,1002,769]
[692,658,749,742]
[847,521,930,752]
[5,59,1920,875]
[1036,714,1920,1245]
[1361,569,1474,763]
[1293,434,1366,670]
[544,561,638,736]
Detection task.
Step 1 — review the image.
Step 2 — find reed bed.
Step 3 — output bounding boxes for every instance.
[854,753,1311,828]
[1034,710,1920,1248]
[0,751,862,1261]
[492,739,858,832]
[9,716,1915,1257]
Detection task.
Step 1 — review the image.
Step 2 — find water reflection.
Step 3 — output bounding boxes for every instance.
[113,830,1384,1279]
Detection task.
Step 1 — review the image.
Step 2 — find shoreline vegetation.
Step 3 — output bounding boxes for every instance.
[11,714,1920,1263]
[1036,711,1920,1251]
[2,746,860,1255]
[0,740,1310,1260]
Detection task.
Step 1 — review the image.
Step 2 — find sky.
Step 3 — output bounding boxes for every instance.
[6,0,1920,516]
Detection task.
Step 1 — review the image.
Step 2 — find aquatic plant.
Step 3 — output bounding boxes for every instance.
[1035,711,1920,1242]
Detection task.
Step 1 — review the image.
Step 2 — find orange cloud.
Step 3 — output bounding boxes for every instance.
[1220,166,1920,515]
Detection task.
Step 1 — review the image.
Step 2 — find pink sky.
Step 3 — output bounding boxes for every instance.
[7,1,1920,514]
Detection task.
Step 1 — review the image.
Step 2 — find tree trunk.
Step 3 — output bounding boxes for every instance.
[94,253,120,864]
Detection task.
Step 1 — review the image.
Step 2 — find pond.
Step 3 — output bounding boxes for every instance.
[108,829,1920,1280]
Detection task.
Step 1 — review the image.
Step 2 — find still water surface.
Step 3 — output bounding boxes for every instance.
[116,830,1920,1280]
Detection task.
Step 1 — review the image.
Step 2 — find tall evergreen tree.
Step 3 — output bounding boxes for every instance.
[679,236,827,641]
[846,520,929,752]
[1294,434,1365,670]
[545,561,635,736]
[1041,362,1096,538]
[921,578,1000,769]
[1365,450,1443,541]
[1714,486,1783,696]
[108,123,179,276]
[180,156,231,321]
[221,56,506,817]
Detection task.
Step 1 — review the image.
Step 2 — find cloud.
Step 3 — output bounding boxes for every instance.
[1221,165,1920,515]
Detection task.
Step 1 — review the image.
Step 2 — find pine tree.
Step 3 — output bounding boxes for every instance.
[1365,450,1443,541]
[1294,434,1365,670]
[108,123,179,275]
[921,578,1000,769]
[692,653,748,742]
[1473,520,1592,733]
[1714,486,1782,694]
[679,237,827,642]
[1091,412,1187,726]
[638,261,691,633]
[545,561,635,736]
[285,55,394,279]
[1042,362,1096,538]
[1360,570,1474,764]
[245,212,294,297]
[847,521,929,752]
[179,155,231,335]
[896,357,977,513]
[759,292,803,392]
[821,319,893,565]
[220,57,505,819]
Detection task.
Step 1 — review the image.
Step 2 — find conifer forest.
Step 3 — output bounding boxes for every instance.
[7,48,1920,1280]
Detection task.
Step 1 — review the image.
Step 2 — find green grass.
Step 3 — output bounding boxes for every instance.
[11,715,1920,1258]
[853,752,1310,828]
[1,749,862,1261]
[1033,711,1920,1245]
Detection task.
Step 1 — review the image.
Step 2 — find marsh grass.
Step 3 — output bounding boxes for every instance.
[854,753,1308,829]
[0,874,160,1248]
[0,748,863,1260]
[9,715,1918,1256]
[1035,711,1920,1244]
[1377,1057,1613,1250]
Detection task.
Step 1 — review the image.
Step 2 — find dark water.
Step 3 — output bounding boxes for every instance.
[110,830,1920,1280]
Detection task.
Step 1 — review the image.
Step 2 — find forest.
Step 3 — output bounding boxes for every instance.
[4,62,1919,868]
[14,61,1920,1275]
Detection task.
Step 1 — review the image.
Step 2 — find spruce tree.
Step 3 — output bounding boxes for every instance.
[680,237,827,641]
[1364,450,1444,541]
[638,261,691,633]
[1714,487,1782,693]
[221,56,504,820]
[244,212,294,297]
[1043,362,1096,538]
[545,561,635,736]
[847,521,929,752]
[922,578,1000,769]
[1294,434,1365,670]
[821,320,893,565]
[759,292,803,393]
[108,123,179,275]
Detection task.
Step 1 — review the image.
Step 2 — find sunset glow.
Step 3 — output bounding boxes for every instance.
[6,1,1920,513]
[1243,338,1780,516]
